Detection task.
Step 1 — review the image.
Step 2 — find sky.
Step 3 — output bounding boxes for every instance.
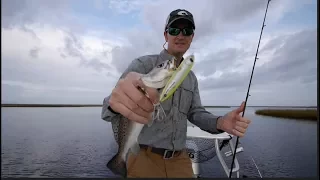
[1,0,317,106]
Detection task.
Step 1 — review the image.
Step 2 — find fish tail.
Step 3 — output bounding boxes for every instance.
[106,154,127,178]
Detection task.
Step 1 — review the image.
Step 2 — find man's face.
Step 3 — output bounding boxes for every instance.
[164,19,194,55]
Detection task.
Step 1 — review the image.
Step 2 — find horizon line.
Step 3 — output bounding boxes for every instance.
[1,103,317,108]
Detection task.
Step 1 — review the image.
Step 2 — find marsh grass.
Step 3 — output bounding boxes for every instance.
[255,109,318,121]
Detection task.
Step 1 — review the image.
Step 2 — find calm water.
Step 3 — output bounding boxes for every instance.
[1,107,317,178]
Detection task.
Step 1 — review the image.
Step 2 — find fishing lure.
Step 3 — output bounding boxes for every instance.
[150,54,195,123]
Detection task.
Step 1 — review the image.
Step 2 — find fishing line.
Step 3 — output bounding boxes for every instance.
[251,156,263,178]
[228,0,271,178]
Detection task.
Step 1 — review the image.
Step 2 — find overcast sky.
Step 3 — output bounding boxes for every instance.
[1,0,317,106]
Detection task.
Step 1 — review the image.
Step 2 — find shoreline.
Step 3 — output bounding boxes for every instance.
[0,104,231,108]
[1,104,316,109]
[255,109,318,121]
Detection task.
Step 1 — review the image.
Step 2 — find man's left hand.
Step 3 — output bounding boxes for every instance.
[217,101,252,137]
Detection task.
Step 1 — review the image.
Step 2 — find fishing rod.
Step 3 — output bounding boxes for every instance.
[228,0,271,178]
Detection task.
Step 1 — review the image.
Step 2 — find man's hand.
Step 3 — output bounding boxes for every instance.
[108,72,160,124]
[217,101,252,137]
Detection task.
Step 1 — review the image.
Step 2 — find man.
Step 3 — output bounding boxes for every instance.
[101,9,251,178]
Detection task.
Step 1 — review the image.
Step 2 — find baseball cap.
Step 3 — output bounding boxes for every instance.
[165,9,196,31]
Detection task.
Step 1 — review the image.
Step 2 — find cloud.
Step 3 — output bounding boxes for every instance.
[1,0,70,28]
[108,0,316,73]
[2,80,107,104]
[2,80,104,93]
[195,28,317,106]
[29,47,40,58]
[1,0,317,106]
[140,0,309,41]
[1,25,118,104]
[106,0,154,14]
[199,79,316,106]
[198,28,317,89]
[193,48,243,76]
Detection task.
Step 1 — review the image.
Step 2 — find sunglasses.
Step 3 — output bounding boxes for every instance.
[166,27,194,36]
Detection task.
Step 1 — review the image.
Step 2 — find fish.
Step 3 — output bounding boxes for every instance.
[140,57,177,89]
[139,57,177,125]
[106,58,176,178]
[143,54,195,123]
[159,54,195,102]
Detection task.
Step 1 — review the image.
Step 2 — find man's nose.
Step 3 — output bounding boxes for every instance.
[176,31,185,38]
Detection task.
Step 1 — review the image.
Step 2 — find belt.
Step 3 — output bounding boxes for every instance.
[139,144,182,159]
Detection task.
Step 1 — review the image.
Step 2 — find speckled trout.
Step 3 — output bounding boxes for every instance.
[106,58,176,178]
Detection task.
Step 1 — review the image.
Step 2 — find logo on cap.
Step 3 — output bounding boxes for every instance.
[177,11,188,16]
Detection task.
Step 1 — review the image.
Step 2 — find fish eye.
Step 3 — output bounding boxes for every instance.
[157,63,164,68]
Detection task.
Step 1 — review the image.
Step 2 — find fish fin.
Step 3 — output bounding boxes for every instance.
[152,103,166,122]
[147,115,154,127]
[147,103,157,127]
[106,154,127,178]
[157,103,166,121]
[130,141,141,156]
[148,103,167,127]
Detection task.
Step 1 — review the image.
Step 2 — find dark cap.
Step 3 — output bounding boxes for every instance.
[165,9,195,31]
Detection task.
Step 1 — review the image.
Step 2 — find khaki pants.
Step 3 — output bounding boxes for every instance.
[126,147,195,178]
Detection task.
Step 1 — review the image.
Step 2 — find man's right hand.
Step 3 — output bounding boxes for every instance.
[108,72,160,124]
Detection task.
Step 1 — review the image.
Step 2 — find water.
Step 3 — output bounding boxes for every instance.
[1,107,317,178]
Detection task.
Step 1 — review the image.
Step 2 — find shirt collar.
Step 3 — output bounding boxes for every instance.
[159,49,174,61]
[159,49,184,66]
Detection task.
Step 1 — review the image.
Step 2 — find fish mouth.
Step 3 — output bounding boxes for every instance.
[169,58,177,70]
[168,67,176,72]
[147,76,171,87]
[163,60,176,71]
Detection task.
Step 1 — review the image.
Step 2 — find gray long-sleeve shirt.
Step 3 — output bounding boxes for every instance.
[101,49,223,151]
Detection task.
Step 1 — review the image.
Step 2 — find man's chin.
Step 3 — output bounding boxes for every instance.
[173,48,187,54]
